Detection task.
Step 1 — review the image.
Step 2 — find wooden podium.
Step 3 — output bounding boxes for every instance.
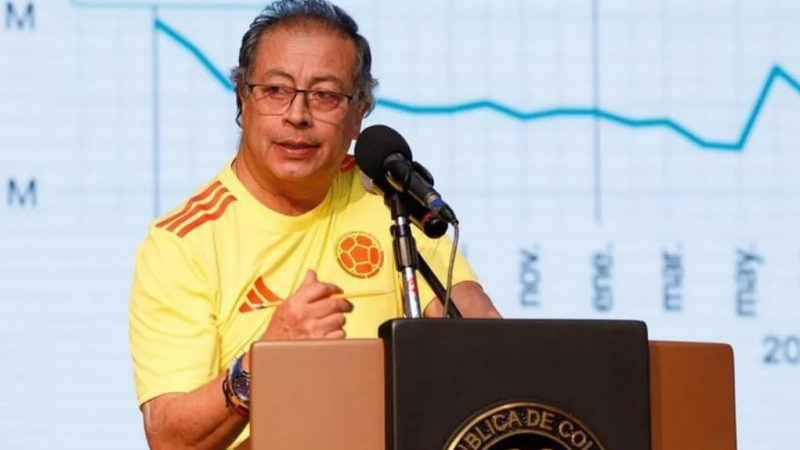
[237,319,737,450]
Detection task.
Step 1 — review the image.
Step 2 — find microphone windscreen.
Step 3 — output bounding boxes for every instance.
[354,124,413,180]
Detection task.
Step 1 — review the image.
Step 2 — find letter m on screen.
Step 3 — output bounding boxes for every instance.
[7,178,36,207]
[5,2,35,30]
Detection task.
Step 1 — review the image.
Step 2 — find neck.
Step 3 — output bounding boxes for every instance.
[233,153,331,216]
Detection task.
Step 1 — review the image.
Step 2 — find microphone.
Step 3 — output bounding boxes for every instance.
[361,172,449,239]
[354,124,458,224]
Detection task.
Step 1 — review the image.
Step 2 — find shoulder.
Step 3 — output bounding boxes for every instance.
[134,172,240,277]
[151,177,238,240]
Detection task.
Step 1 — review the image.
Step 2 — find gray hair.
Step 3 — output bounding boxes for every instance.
[229,0,379,126]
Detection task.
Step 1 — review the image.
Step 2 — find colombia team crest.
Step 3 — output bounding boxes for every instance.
[335,231,384,279]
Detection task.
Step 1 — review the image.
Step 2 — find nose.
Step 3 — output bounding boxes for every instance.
[283,91,312,129]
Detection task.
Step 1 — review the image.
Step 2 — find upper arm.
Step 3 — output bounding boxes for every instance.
[129,228,220,408]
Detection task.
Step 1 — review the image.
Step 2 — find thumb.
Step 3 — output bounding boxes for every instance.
[301,269,318,287]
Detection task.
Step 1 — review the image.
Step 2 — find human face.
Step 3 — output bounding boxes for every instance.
[239,25,365,190]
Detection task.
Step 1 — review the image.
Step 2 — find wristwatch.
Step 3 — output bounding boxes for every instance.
[224,354,250,417]
[231,354,251,403]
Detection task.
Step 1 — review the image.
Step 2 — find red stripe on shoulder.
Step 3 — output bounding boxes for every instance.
[175,194,237,238]
[156,181,222,229]
[339,154,356,172]
[166,187,230,233]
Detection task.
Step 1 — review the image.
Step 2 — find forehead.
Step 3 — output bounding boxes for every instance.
[252,24,358,87]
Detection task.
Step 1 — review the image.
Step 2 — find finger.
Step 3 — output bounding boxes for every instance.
[308,297,353,319]
[323,329,346,339]
[341,298,354,313]
[315,312,346,334]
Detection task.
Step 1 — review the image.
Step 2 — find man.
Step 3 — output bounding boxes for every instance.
[129,1,501,449]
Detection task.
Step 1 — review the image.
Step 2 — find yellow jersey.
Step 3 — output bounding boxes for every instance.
[128,156,478,448]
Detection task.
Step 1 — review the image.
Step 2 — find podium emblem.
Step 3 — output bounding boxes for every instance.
[335,231,385,279]
[446,402,605,450]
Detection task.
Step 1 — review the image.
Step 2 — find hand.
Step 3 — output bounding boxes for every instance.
[261,270,354,340]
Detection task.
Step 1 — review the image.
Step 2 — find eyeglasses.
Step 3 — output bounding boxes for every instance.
[246,83,357,121]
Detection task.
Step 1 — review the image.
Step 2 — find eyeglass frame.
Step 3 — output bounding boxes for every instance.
[244,82,359,116]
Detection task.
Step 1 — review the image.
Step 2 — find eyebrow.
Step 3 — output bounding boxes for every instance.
[257,69,347,91]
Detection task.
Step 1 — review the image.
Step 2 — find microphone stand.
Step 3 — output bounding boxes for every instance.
[386,191,463,319]
[387,191,423,319]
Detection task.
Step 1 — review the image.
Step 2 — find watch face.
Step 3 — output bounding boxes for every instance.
[233,376,250,401]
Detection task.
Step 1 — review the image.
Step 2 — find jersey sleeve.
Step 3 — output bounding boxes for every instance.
[413,228,480,314]
[129,226,220,407]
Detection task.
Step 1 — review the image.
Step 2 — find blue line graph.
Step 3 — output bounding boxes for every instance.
[154,19,234,89]
[153,18,800,152]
